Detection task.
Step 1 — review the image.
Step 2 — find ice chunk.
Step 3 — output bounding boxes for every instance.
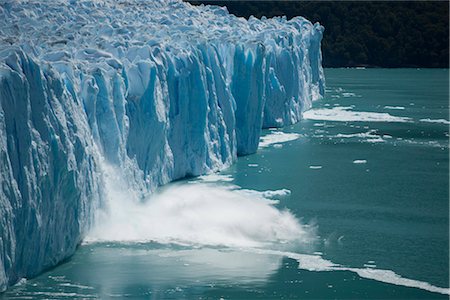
[303,107,411,123]
[419,118,450,125]
[384,106,405,110]
[353,159,367,164]
[259,131,301,148]
[309,165,322,169]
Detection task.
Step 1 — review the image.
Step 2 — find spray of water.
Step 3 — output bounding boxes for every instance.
[86,163,316,250]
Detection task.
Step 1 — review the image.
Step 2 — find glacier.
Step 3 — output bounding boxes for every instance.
[0,0,324,291]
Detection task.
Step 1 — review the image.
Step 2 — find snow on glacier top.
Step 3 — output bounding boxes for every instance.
[0,0,317,72]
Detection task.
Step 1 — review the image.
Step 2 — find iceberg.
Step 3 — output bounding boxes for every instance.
[0,0,324,291]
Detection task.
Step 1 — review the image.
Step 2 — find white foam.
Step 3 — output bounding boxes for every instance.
[365,137,384,143]
[384,106,405,110]
[28,292,94,297]
[335,130,378,139]
[336,130,385,143]
[198,173,234,182]
[353,160,367,164]
[59,283,95,290]
[240,188,291,200]
[86,167,313,249]
[347,268,450,295]
[325,130,388,143]
[303,107,412,123]
[248,163,259,167]
[309,165,322,169]
[289,253,337,271]
[259,132,301,148]
[420,118,450,125]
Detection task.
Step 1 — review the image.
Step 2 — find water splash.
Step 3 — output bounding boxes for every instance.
[86,163,316,250]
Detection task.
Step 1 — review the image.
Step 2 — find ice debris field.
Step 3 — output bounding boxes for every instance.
[0,0,324,291]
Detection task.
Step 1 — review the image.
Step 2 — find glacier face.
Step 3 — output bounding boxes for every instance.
[0,0,324,291]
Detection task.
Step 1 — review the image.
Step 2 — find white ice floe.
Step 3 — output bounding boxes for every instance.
[335,130,378,139]
[309,165,322,169]
[198,174,234,182]
[334,130,385,143]
[419,118,450,125]
[384,106,405,110]
[303,107,412,123]
[353,160,367,164]
[347,268,450,295]
[241,188,292,199]
[259,132,301,148]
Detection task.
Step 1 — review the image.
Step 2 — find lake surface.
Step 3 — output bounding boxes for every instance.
[3,68,449,299]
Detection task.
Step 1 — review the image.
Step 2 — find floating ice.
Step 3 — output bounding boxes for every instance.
[331,130,387,143]
[347,268,450,295]
[259,131,301,148]
[240,188,292,199]
[419,118,450,125]
[198,173,234,183]
[335,130,378,139]
[303,107,412,123]
[384,106,405,110]
[363,263,377,268]
[353,160,367,164]
[309,165,322,169]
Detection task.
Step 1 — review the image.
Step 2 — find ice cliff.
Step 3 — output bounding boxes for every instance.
[0,0,324,291]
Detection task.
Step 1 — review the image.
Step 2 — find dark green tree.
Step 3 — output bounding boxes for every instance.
[187,1,449,68]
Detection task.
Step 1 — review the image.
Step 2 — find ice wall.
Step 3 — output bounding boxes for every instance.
[0,0,324,290]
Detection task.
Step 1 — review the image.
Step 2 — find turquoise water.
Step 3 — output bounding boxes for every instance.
[2,69,449,299]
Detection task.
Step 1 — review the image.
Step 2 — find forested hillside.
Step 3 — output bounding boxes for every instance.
[187,1,449,68]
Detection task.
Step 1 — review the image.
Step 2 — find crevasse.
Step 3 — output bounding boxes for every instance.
[0,0,324,291]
